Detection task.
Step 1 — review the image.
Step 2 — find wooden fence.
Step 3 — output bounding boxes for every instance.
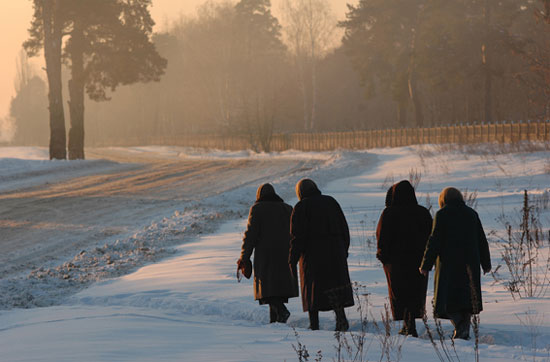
[91,120,550,151]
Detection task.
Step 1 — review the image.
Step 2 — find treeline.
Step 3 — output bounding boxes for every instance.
[81,0,373,151]
[10,0,550,154]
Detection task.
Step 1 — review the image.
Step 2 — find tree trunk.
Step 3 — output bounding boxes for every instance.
[483,0,493,123]
[43,0,66,160]
[68,18,86,160]
[310,40,317,131]
[398,99,408,128]
[409,72,424,127]
[297,55,310,131]
[407,7,424,128]
[483,58,492,123]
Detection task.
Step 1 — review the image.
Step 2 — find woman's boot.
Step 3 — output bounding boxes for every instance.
[276,302,291,323]
[405,312,418,337]
[450,312,471,340]
[309,310,320,330]
[335,308,349,332]
[269,304,278,323]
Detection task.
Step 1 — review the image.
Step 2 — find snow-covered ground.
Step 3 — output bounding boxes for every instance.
[0,145,549,361]
[0,146,370,309]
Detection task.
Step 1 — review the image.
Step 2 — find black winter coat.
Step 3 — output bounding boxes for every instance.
[376,181,433,320]
[289,190,354,312]
[241,199,299,302]
[420,201,491,318]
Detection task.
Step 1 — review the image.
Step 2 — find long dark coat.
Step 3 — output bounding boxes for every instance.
[289,182,354,312]
[240,188,299,303]
[376,181,433,320]
[420,201,491,318]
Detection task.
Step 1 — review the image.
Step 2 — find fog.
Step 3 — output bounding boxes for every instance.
[0,0,348,120]
[3,0,550,157]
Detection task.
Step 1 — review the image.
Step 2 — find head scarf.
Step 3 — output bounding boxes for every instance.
[391,180,418,206]
[295,178,321,201]
[256,183,283,202]
[438,187,464,208]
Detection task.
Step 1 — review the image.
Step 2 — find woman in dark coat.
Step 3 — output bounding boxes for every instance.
[289,178,354,331]
[376,180,433,337]
[420,187,491,340]
[238,183,299,323]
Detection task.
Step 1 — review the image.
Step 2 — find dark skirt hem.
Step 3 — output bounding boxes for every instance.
[258,296,289,305]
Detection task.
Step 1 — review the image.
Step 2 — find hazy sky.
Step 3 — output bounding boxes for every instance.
[0,0,350,119]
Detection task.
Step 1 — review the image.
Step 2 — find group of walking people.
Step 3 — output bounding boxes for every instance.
[377,181,491,339]
[237,179,353,331]
[237,178,492,340]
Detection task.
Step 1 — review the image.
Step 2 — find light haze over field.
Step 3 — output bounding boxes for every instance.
[0,0,349,120]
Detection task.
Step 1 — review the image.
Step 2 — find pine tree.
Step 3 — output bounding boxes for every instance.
[25,0,167,160]
[65,0,167,159]
[340,0,425,127]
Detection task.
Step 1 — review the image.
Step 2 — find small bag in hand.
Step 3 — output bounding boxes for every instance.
[236,258,252,282]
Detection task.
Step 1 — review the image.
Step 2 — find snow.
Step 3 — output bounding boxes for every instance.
[0,144,549,361]
[114,146,339,161]
[0,147,126,194]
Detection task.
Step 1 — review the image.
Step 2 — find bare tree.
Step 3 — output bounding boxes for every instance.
[14,50,36,94]
[281,0,337,131]
[10,50,49,145]
[171,1,240,130]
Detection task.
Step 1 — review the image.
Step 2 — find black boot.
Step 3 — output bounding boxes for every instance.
[406,324,418,337]
[269,304,278,323]
[276,302,291,323]
[450,312,471,340]
[309,310,319,330]
[405,313,418,337]
[335,308,349,332]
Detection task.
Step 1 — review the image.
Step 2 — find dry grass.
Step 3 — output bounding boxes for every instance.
[408,168,422,190]
[494,190,550,299]
[421,313,461,362]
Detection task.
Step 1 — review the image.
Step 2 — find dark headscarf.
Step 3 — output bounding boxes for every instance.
[391,180,418,206]
[295,178,321,201]
[256,183,284,202]
[385,186,394,207]
[438,187,464,208]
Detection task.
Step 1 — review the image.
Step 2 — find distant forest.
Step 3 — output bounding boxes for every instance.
[10,0,550,153]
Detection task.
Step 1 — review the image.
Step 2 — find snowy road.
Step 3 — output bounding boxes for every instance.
[0,147,322,280]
